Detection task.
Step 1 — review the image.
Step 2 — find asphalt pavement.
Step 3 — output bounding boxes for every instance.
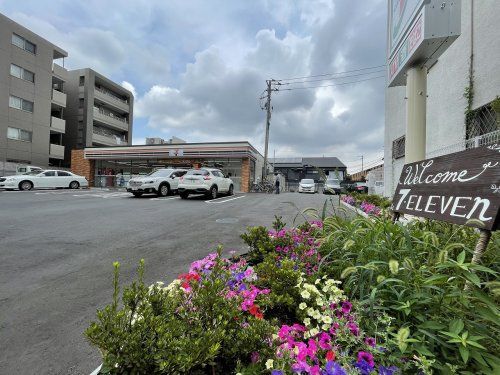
[0,188,341,375]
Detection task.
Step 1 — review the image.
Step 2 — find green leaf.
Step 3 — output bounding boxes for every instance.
[457,250,466,264]
[459,345,469,363]
[467,340,487,350]
[449,319,464,334]
[419,321,446,330]
[463,272,481,287]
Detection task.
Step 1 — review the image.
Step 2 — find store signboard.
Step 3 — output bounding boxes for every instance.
[389,0,425,58]
[392,146,500,230]
[387,0,461,87]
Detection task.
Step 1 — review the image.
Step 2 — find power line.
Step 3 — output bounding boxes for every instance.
[275,64,386,82]
[278,75,385,91]
[277,69,385,86]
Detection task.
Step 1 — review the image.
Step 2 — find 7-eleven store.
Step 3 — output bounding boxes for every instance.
[70,141,263,192]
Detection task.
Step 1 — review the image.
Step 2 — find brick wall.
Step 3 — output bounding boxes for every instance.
[71,149,95,186]
[241,157,250,192]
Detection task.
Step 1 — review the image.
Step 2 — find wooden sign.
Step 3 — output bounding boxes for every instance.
[392,145,500,230]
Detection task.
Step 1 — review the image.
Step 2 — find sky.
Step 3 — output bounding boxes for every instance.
[0,0,388,173]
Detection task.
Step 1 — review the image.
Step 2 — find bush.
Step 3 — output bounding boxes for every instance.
[318,216,500,373]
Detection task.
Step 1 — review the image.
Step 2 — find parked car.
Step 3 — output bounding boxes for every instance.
[127,168,187,197]
[353,181,368,194]
[178,168,234,199]
[0,170,88,191]
[298,179,317,193]
[323,178,341,194]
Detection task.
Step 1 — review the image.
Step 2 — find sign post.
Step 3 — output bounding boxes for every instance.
[392,145,500,287]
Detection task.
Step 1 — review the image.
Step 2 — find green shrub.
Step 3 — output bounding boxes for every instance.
[85,256,275,374]
[318,216,500,373]
[351,192,392,209]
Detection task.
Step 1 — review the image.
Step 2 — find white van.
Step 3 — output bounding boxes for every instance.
[16,165,44,175]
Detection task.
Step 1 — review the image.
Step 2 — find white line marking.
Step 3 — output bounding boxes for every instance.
[205,195,246,204]
[149,197,178,201]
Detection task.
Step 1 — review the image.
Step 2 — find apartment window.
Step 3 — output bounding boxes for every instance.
[79,98,84,108]
[9,95,34,113]
[7,127,32,142]
[11,33,36,54]
[10,64,35,83]
[79,76,85,86]
[392,135,405,159]
[466,101,499,140]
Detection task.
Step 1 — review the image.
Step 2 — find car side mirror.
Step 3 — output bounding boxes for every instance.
[171,175,175,179]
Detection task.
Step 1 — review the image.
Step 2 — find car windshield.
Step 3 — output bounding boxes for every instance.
[186,169,209,176]
[301,179,314,184]
[147,169,173,177]
[327,179,339,184]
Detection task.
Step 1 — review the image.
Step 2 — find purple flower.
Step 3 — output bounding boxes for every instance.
[355,360,373,375]
[348,322,360,336]
[378,366,399,375]
[357,351,375,367]
[341,301,352,314]
[271,371,284,375]
[250,351,260,363]
[365,337,376,347]
[323,361,347,375]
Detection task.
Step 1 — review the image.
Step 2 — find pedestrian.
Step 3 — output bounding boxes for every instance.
[274,173,280,194]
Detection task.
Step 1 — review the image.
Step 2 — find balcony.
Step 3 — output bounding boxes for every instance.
[51,89,67,108]
[94,87,130,113]
[93,107,129,132]
[52,63,68,81]
[49,144,65,159]
[50,116,66,133]
[92,132,128,146]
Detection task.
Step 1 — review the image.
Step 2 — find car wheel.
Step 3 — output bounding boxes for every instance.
[180,192,189,199]
[158,183,170,197]
[227,184,234,196]
[207,186,218,200]
[19,181,33,191]
[132,192,143,197]
[69,181,80,189]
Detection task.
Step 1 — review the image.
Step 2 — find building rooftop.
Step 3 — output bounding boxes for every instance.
[270,157,346,168]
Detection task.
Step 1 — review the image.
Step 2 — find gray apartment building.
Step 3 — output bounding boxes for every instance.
[0,13,68,175]
[64,68,133,161]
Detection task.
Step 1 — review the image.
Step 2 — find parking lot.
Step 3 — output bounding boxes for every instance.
[0,188,340,375]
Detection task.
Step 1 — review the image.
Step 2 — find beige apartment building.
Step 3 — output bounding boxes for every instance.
[64,68,133,161]
[0,13,68,175]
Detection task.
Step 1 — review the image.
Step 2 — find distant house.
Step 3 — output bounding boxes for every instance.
[269,157,347,184]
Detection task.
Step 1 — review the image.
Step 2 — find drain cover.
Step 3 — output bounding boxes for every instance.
[216,218,239,224]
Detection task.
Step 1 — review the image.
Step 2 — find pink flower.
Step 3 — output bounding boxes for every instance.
[357,351,375,367]
[365,337,376,347]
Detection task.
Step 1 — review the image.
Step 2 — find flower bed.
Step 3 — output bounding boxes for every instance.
[341,194,386,216]
[86,216,499,374]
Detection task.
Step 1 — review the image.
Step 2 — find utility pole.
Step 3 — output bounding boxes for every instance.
[263,79,273,181]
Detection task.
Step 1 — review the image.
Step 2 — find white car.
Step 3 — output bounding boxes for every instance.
[298,178,317,193]
[127,168,187,197]
[323,178,341,195]
[0,170,88,191]
[178,168,234,199]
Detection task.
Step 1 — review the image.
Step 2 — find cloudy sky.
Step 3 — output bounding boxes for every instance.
[0,0,387,172]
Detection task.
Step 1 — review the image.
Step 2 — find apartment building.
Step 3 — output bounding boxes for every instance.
[64,68,133,160]
[0,13,68,175]
[384,0,500,197]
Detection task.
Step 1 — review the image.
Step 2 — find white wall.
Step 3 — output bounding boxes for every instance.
[384,0,500,197]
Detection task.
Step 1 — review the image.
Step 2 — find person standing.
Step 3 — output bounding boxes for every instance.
[274,173,280,194]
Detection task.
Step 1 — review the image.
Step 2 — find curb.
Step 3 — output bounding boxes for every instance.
[90,365,102,375]
[340,200,369,218]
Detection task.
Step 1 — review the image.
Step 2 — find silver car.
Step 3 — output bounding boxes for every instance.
[298,179,317,193]
[323,178,341,195]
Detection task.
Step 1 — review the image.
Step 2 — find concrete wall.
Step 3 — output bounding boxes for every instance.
[384,0,500,197]
[0,13,67,168]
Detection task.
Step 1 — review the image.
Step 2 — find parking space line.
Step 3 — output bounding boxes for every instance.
[205,195,246,204]
[149,197,179,201]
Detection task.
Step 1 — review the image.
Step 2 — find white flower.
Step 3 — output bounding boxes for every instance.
[301,290,311,299]
[322,323,331,331]
[265,359,274,369]
[299,302,307,310]
[322,315,333,324]
[304,317,311,326]
[316,297,324,306]
[307,307,315,317]
[309,328,319,337]
[312,310,321,320]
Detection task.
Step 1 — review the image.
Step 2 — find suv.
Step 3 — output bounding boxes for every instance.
[127,168,187,197]
[323,178,341,194]
[178,168,234,199]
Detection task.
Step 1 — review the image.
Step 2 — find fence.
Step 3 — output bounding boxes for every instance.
[427,129,500,158]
